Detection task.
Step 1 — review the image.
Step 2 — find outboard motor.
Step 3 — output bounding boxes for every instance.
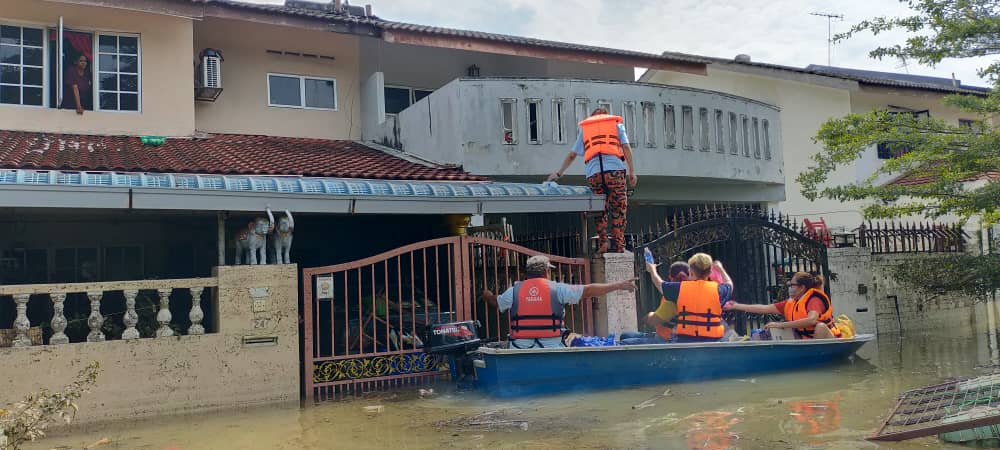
[422,321,481,386]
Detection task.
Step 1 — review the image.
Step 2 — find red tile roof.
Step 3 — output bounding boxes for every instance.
[0,130,484,181]
[888,170,1000,187]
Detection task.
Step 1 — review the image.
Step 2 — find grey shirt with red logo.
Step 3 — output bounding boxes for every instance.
[496,280,585,348]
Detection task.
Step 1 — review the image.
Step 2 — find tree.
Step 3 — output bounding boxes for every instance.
[798,0,1000,224]
[797,0,1000,298]
[0,362,100,450]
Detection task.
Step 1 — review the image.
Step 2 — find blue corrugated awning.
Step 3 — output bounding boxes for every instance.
[0,169,602,214]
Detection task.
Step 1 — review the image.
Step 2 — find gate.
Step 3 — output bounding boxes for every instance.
[635,206,830,335]
[302,236,591,402]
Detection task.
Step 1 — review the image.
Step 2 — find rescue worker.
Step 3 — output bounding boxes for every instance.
[645,253,733,343]
[723,272,841,339]
[620,261,690,345]
[482,255,636,348]
[547,108,637,254]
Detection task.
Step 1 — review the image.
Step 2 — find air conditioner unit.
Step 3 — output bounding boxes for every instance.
[195,48,224,102]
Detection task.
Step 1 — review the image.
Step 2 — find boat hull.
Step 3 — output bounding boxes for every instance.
[474,334,873,397]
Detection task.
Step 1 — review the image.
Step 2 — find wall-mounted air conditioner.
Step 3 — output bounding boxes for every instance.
[195,48,224,102]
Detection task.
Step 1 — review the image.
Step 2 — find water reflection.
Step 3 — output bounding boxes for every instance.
[30,302,1000,450]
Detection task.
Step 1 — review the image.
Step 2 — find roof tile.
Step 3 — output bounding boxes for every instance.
[0,130,484,181]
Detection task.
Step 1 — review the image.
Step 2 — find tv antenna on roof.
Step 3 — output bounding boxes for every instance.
[811,12,844,66]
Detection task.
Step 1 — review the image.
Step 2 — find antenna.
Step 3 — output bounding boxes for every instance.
[811,12,844,66]
[895,57,910,74]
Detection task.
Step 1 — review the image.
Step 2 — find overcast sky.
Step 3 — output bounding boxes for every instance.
[246,0,993,87]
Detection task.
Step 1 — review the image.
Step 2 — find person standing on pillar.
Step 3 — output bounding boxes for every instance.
[548,108,637,253]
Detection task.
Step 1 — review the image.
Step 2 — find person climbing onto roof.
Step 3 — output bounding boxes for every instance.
[723,272,841,339]
[482,255,636,349]
[547,107,636,254]
[645,253,733,343]
[620,261,690,345]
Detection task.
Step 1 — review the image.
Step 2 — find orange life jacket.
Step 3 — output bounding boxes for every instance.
[781,288,842,339]
[510,278,563,339]
[579,114,624,162]
[654,297,675,340]
[675,280,725,339]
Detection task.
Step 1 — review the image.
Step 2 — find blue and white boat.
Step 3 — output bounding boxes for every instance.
[472,334,874,397]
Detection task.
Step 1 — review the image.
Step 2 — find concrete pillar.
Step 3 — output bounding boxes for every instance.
[827,247,876,335]
[591,251,638,337]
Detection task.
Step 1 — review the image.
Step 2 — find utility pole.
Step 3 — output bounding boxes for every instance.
[811,12,844,66]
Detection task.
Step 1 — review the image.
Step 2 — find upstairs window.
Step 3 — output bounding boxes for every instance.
[714,109,725,153]
[741,115,750,157]
[622,101,637,144]
[96,33,140,111]
[728,112,739,155]
[597,99,613,114]
[552,99,567,144]
[681,106,694,150]
[763,119,772,160]
[500,98,517,144]
[663,104,676,148]
[0,24,44,106]
[877,109,930,159]
[642,102,655,147]
[699,107,710,151]
[526,98,542,144]
[574,98,589,126]
[384,85,432,115]
[268,73,337,110]
[752,117,761,159]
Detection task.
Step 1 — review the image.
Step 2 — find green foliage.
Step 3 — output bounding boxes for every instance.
[0,362,100,450]
[892,254,1000,300]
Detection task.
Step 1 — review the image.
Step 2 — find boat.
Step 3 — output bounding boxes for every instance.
[471,334,874,397]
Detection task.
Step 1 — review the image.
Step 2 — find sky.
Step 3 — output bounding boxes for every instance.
[245,0,994,87]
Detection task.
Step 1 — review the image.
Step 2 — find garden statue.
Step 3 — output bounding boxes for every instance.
[235,208,274,265]
[271,209,294,264]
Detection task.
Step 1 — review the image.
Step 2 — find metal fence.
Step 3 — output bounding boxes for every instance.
[857,221,966,254]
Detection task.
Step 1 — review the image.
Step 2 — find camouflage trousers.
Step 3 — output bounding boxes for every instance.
[587,170,628,252]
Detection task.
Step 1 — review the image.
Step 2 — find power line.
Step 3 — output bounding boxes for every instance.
[811,12,844,66]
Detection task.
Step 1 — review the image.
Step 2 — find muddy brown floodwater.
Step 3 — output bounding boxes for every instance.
[31,303,1000,450]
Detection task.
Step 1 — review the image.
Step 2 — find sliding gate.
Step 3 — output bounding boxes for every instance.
[302,236,592,402]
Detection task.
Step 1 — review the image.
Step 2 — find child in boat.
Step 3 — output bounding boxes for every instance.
[620,261,690,345]
[723,272,841,339]
[645,253,733,343]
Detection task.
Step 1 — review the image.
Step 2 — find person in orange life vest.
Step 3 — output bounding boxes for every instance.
[483,255,636,348]
[723,272,841,339]
[546,108,636,254]
[620,261,690,345]
[645,253,733,343]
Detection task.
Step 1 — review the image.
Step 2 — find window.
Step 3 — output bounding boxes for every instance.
[384,85,432,115]
[752,117,761,159]
[728,112,739,155]
[597,99,613,114]
[664,104,676,148]
[501,98,517,144]
[104,246,143,281]
[622,101,637,144]
[267,73,337,110]
[574,98,589,126]
[699,107,710,152]
[763,119,771,160]
[96,34,140,111]
[526,98,542,144]
[0,24,44,106]
[741,115,750,157]
[53,247,98,283]
[48,29,94,111]
[642,102,655,147]
[681,106,694,150]
[877,110,930,159]
[714,109,725,153]
[552,99,567,144]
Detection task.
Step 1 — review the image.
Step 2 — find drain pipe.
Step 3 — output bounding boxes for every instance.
[888,295,903,335]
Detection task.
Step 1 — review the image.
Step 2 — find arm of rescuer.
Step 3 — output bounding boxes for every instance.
[547,151,577,182]
[482,278,637,308]
[622,142,637,187]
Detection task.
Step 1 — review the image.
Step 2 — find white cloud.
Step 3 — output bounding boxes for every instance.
[243,0,993,87]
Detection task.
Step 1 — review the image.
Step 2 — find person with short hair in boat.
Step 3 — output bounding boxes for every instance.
[620,261,690,345]
[483,255,636,348]
[723,272,841,339]
[645,253,733,343]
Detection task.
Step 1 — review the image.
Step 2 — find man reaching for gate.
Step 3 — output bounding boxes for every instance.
[482,255,636,349]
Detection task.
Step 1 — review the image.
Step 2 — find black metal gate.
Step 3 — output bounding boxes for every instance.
[634,205,830,334]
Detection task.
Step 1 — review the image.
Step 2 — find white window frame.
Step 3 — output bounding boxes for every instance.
[622,101,637,145]
[641,101,655,148]
[698,107,710,152]
[752,117,761,159]
[500,98,517,145]
[714,109,725,153]
[741,114,751,157]
[681,105,694,151]
[0,21,48,108]
[267,72,338,111]
[762,119,772,160]
[728,112,739,155]
[663,104,676,149]
[384,84,432,116]
[526,98,542,145]
[574,98,590,126]
[597,99,613,114]
[95,31,142,113]
[552,98,567,144]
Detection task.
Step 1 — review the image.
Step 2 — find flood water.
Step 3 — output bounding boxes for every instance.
[31,303,1000,450]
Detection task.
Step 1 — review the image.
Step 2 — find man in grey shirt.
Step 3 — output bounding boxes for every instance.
[483,255,636,348]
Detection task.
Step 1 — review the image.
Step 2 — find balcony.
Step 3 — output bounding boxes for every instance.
[368,77,783,191]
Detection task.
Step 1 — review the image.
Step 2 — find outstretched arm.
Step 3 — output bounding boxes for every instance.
[548,152,577,181]
[645,262,665,294]
[724,302,780,315]
[581,278,636,299]
[713,261,733,286]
